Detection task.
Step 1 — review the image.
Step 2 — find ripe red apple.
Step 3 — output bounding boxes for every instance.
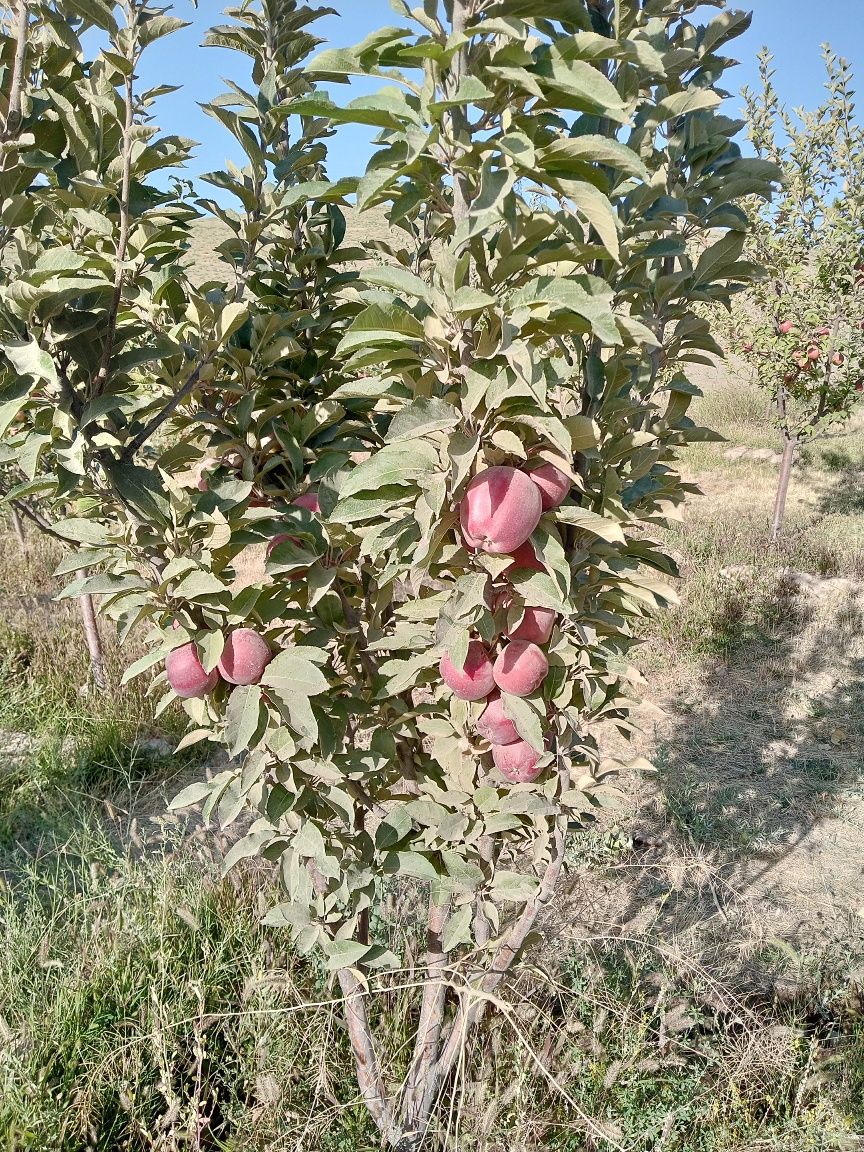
[165,642,220,699]
[527,461,570,511]
[783,371,796,384]
[460,467,543,555]
[778,320,794,335]
[493,738,544,783]
[795,356,808,369]
[505,540,544,574]
[218,628,272,685]
[832,351,844,366]
[440,641,495,701]
[816,326,831,337]
[492,640,548,697]
[807,346,820,361]
[506,604,556,645]
[476,693,520,745]
[293,490,320,514]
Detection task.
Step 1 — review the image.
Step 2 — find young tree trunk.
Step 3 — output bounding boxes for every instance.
[771,434,795,540]
[79,592,108,691]
[10,505,27,551]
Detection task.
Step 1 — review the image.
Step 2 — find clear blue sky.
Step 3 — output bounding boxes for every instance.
[139,1,863,190]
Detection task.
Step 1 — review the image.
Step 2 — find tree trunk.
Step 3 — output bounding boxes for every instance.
[79,593,108,691]
[771,434,795,540]
[10,505,27,551]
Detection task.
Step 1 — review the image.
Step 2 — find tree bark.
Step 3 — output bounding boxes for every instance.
[771,434,795,540]
[337,967,396,1141]
[401,898,451,1140]
[2,0,29,141]
[79,592,108,691]
[10,505,26,551]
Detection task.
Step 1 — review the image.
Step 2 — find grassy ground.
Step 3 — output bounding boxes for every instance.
[2,367,864,1150]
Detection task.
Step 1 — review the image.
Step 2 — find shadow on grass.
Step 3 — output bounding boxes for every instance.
[623,577,864,943]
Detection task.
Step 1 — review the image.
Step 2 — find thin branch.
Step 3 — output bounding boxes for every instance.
[93,71,135,398]
[434,790,570,1088]
[401,897,451,1132]
[1,0,29,142]
[79,591,108,691]
[6,495,66,542]
[337,968,396,1140]
[119,358,209,461]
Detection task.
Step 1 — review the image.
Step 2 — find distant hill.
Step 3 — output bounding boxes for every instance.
[185,203,393,284]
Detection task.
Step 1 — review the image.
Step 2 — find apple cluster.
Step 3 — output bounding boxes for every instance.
[165,626,273,698]
[440,462,570,786]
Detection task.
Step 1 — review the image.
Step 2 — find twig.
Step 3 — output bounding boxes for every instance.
[1,0,29,142]
[119,358,209,461]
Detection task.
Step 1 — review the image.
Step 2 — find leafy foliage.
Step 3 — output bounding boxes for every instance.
[0,0,774,1140]
[727,47,864,442]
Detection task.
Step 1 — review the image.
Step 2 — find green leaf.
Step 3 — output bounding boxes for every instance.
[555,505,626,543]
[375,807,413,850]
[325,940,372,971]
[387,398,461,442]
[338,440,439,499]
[451,286,497,316]
[169,779,218,810]
[2,339,58,386]
[490,871,539,902]
[261,648,330,700]
[539,135,648,181]
[363,265,434,305]
[501,693,546,752]
[336,302,426,356]
[442,904,473,951]
[225,686,263,758]
[173,570,227,598]
[52,518,111,545]
[222,829,273,875]
[65,0,118,33]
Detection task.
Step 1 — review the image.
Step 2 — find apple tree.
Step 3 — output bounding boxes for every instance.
[0,0,774,1145]
[728,46,864,538]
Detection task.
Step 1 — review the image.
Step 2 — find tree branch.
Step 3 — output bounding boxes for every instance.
[401,896,450,1133]
[1,0,29,142]
[119,358,209,461]
[337,968,396,1139]
[435,789,570,1087]
[93,71,134,398]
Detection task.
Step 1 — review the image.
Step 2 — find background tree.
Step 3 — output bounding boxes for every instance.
[0,0,775,1145]
[728,46,864,539]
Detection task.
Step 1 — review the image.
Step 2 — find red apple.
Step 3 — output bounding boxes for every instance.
[492,640,548,697]
[165,643,220,699]
[527,461,570,511]
[218,628,272,686]
[476,693,520,745]
[440,641,496,701]
[492,738,544,783]
[460,467,543,555]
